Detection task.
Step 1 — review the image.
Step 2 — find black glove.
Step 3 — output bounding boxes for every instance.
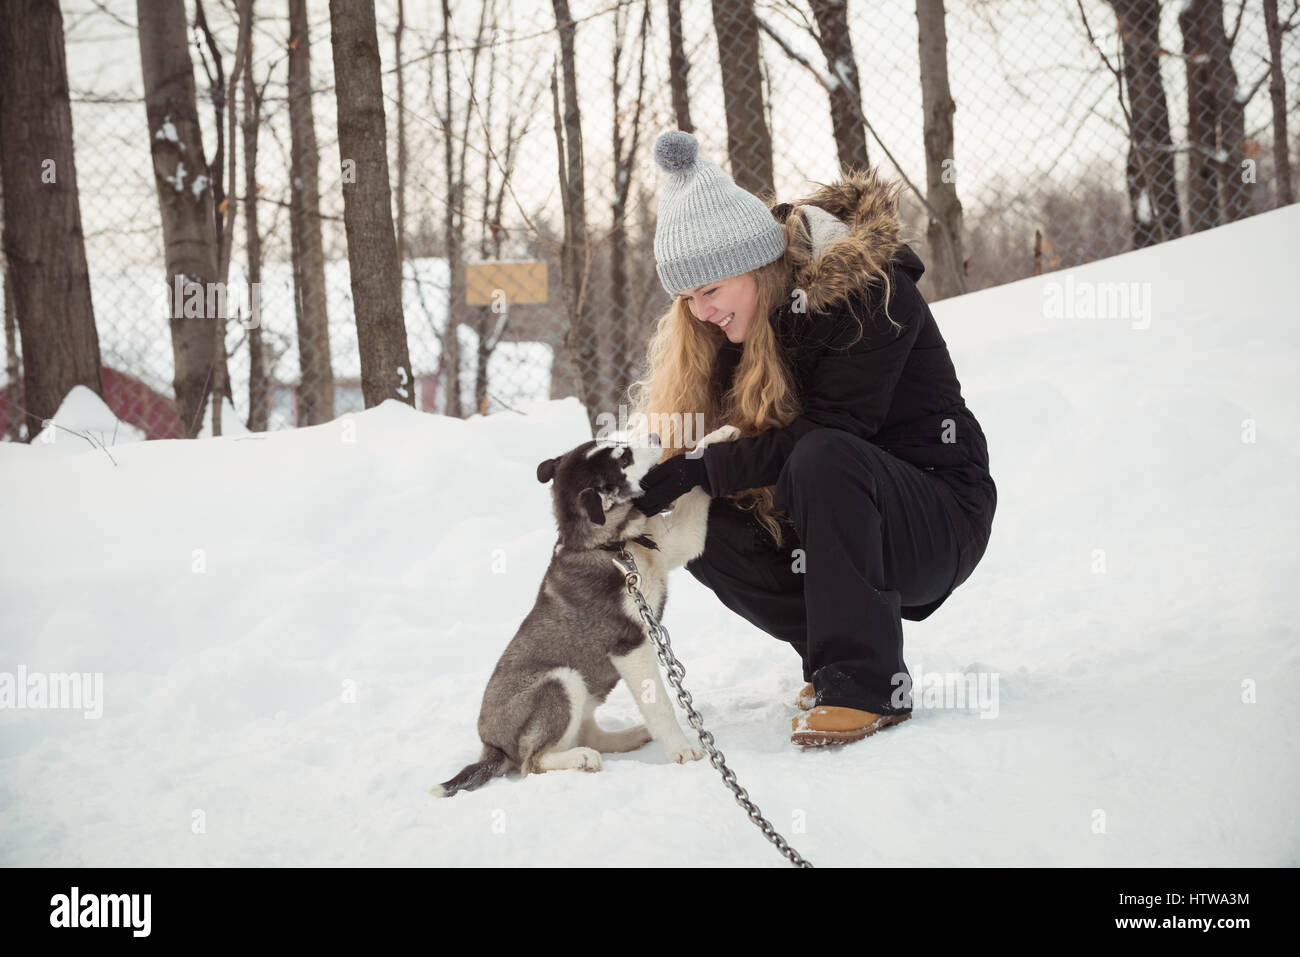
[631,453,712,516]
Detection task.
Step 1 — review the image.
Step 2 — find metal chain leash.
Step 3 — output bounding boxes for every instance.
[610,546,814,869]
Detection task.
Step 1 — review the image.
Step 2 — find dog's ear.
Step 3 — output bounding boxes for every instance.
[536,456,560,484]
[577,487,606,525]
[771,201,794,223]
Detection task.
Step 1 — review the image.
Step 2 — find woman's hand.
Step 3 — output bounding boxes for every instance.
[631,454,712,516]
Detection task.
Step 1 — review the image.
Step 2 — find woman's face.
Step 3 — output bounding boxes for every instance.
[679,272,758,343]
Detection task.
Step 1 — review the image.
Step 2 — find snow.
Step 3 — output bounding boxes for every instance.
[153,116,181,149]
[2,206,1299,866]
[831,56,855,94]
[165,160,186,193]
[1135,188,1151,225]
[28,385,146,454]
[813,60,841,93]
[196,395,251,439]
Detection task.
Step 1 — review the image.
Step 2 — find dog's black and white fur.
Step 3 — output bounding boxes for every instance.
[431,425,739,796]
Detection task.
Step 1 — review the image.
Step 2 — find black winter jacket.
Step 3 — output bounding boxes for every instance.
[698,175,996,620]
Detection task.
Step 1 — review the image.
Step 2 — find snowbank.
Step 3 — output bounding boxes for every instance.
[1,207,1297,866]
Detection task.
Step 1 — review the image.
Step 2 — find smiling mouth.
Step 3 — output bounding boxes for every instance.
[717,313,734,329]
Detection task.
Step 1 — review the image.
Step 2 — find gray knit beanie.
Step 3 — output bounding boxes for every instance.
[652,130,786,297]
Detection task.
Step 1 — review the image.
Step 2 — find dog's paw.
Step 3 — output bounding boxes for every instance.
[664,740,707,764]
[695,425,740,451]
[574,747,603,772]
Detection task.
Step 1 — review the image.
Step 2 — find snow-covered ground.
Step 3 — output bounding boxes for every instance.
[2,205,1298,867]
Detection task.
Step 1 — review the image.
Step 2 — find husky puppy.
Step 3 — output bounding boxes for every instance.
[432,425,739,797]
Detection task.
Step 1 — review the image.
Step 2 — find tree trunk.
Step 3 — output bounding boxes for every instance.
[439,0,464,418]
[1178,0,1220,232]
[610,1,651,413]
[138,0,228,438]
[1201,0,1250,222]
[811,0,869,175]
[329,0,413,409]
[710,0,775,199]
[474,4,496,417]
[915,0,965,299]
[667,0,694,134]
[1263,0,1294,206]
[0,0,103,437]
[211,0,254,438]
[551,0,596,430]
[243,1,268,432]
[473,21,529,416]
[194,1,228,254]
[1179,0,1251,230]
[288,0,334,422]
[1109,0,1182,247]
[395,0,407,269]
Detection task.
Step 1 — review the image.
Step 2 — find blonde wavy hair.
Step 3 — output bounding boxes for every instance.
[627,207,899,548]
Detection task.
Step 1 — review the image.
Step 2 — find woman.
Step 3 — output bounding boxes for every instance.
[628,130,997,747]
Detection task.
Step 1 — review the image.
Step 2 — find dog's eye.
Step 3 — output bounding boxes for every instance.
[619,448,632,465]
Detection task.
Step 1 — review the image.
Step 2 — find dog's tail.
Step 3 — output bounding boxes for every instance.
[430,744,509,798]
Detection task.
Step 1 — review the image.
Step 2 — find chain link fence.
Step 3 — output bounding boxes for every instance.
[2,0,1296,441]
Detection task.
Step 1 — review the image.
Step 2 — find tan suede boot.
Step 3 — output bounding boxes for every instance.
[791,706,911,746]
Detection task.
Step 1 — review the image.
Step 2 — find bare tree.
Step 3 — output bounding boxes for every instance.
[432,0,491,418]
[209,0,255,438]
[551,0,597,428]
[1262,0,1294,206]
[1075,0,1183,246]
[711,0,775,198]
[758,4,870,185]
[1203,0,1252,223]
[916,0,966,298]
[810,0,869,174]
[137,0,230,438]
[329,0,413,408]
[436,1,463,417]
[288,0,334,423]
[0,0,103,438]
[193,0,229,248]
[666,0,694,134]
[395,0,407,268]
[242,0,271,432]
[472,2,540,414]
[1178,0,1252,231]
[608,0,652,413]
[1104,0,1183,246]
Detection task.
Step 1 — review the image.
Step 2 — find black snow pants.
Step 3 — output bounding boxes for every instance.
[685,427,960,716]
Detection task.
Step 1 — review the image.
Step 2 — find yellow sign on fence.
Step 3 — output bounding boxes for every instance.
[465,261,548,306]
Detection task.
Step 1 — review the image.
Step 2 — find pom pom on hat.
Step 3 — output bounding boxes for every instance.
[654,130,699,173]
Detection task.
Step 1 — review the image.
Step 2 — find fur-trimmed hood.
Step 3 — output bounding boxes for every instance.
[774,168,923,315]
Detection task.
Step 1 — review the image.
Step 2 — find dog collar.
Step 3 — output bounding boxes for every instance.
[598,534,659,551]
